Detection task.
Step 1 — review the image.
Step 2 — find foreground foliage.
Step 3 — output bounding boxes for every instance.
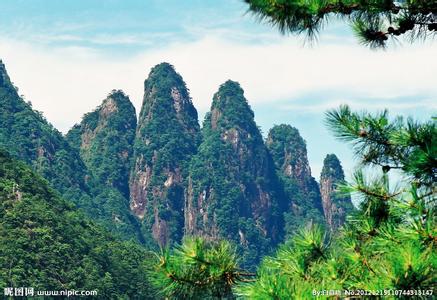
[237,106,436,298]
[153,237,254,299]
[245,0,437,48]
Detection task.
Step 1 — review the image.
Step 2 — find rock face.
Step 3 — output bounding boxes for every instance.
[186,81,284,267]
[0,59,354,254]
[319,154,354,231]
[0,60,145,242]
[130,63,200,246]
[66,90,142,241]
[67,90,137,199]
[266,125,324,235]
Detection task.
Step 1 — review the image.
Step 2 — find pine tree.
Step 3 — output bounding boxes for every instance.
[152,237,255,299]
[236,105,436,298]
[244,0,437,48]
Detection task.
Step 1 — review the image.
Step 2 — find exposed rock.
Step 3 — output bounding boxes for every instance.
[130,62,200,246]
[186,80,285,267]
[67,90,137,199]
[320,154,354,231]
[65,90,142,241]
[266,125,324,235]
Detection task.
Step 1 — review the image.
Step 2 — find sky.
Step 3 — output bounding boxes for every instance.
[0,0,436,179]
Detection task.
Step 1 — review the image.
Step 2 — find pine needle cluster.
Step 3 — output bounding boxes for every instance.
[236,105,436,298]
[244,0,437,48]
[152,237,255,299]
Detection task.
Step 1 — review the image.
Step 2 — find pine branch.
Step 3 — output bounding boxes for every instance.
[356,185,402,201]
[245,0,437,48]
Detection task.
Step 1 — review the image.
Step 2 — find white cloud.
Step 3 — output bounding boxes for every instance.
[0,35,436,135]
[280,98,437,113]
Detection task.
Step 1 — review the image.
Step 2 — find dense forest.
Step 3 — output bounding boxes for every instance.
[0,59,434,298]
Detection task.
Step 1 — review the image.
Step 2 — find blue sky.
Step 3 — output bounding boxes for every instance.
[0,0,436,179]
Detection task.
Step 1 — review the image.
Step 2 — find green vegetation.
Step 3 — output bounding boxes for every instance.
[3,58,432,298]
[131,62,201,246]
[320,153,354,230]
[237,106,436,298]
[152,237,251,299]
[0,61,87,198]
[187,81,285,268]
[244,0,437,48]
[266,124,325,236]
[66,90,143,243]
[0,149,156,298]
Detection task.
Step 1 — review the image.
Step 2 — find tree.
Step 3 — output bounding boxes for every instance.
[236,106,436,298]
[0,149,157,298]
[152,237,255,299]
[244,0,437,48]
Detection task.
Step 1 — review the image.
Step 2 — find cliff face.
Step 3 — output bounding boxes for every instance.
[0,58,354,256]
[266,125,324,234]
[66,91,143,241]
[0,60,148,242]
[186,81,284,267]
[67,90,137,199]
[320,154,354,231]
[130,63,200,246]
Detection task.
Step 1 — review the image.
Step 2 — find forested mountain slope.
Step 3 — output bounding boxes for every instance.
[66,90,143,242]
[0,149,155,298]
[0,60,353,269]
[0,60,87,200]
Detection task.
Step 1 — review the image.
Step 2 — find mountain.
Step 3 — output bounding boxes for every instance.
[66,91,143,241]
[0,149,155,298]
[67,90,136,199]
[0,60,145,242]
[186,80,285,267]
[0,60,87,199]
[319,154,354,230]
[0,58,355,271]
[130,63,201,246]
[266,125,324,235]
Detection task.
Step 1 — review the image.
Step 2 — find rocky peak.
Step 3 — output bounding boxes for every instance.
[0,59,8,79]
[130,63,200,246]
[98,90,125,118]
[266,125,312,184]
[266,125,324,235]
[186,81,284,267]
[320,154,354,231]
[138,62,198,130]
[66,90,136,199]
[209,80,255,131]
